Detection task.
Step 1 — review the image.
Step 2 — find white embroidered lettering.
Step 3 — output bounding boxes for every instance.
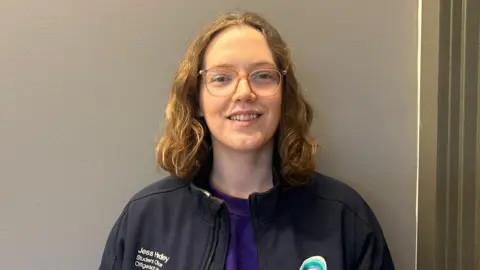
[138,247,154,257]
[154,260,163,267]
[135,247,169,269]
[135,261,159,270]
[155,252,170,263]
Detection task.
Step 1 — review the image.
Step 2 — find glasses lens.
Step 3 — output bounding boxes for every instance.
[204,69,238,96]
[203,68,282,96]
[248,69,281,95]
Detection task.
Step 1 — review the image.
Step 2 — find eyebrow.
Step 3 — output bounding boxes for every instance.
[206,61,277,70]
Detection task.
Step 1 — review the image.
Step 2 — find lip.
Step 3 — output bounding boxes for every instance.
[228,115,261,127]
[226,110,263,118]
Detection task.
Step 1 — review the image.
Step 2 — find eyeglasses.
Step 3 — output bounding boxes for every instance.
[198,68,287,97]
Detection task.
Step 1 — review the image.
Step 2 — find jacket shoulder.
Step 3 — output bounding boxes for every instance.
[306,172,378,230]
[304,173,395,268]
[129,174,190,203]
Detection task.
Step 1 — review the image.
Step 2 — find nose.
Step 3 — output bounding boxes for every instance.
[232,75,256,102]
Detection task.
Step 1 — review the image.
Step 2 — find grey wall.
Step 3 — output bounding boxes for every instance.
[0,1,418,269]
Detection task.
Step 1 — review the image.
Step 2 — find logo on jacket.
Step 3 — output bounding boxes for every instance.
[299,256,327,270]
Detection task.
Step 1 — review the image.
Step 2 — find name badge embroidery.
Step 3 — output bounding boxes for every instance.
[135,247,170,270]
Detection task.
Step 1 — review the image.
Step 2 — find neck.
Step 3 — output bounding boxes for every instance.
[210,140,275,199]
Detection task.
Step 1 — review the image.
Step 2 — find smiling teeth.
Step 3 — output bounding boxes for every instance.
[230,114,260,121]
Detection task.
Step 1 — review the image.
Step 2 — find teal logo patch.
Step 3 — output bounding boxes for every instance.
[299,256,327,270]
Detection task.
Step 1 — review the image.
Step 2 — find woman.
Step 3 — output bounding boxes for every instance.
[99,11,395,270]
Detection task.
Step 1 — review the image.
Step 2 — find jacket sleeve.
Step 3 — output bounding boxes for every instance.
[99,208,128,270]
[354,207,395,270]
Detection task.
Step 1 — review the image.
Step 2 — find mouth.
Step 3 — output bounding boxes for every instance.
[227,113,262,121]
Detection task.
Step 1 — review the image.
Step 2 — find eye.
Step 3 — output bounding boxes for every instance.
[209,74,231,83]
[205,69,236,86]
[251,70,279,83]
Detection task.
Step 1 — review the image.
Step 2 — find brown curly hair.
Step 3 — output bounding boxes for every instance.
[156,11,318,186]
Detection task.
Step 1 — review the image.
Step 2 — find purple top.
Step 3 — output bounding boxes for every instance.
[211,187,261,270]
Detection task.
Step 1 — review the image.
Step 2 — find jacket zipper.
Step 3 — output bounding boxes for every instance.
[191,185,223,270]
[203,216,219,270]
[250,196,266,270]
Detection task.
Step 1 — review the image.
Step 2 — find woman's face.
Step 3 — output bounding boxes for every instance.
[199,26,282,152]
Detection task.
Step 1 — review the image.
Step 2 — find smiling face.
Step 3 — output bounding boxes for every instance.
[199,26,282,152]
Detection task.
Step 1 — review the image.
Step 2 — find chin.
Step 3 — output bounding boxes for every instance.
[227,137,274,152]
[231,142,265,152]
[211,132,275,152]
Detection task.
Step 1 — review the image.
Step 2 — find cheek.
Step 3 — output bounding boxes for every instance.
[199,89,212,116]
[199,91,227,122]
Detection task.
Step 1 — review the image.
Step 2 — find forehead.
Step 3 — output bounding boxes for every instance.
[203,26,276,70]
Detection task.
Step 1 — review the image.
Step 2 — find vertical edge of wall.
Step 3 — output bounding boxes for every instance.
[477,24,480,270]
[476,25,480,270]
[417,0,440,269]
[418,0,480,269]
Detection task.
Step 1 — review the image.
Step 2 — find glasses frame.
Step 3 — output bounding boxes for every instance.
[198,68,287,97]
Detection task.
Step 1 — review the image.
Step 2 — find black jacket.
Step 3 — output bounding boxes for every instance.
[99,164,395,270]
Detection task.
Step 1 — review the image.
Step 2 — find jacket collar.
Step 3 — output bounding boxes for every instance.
[189,151,286,225]
[247,167,284,225]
